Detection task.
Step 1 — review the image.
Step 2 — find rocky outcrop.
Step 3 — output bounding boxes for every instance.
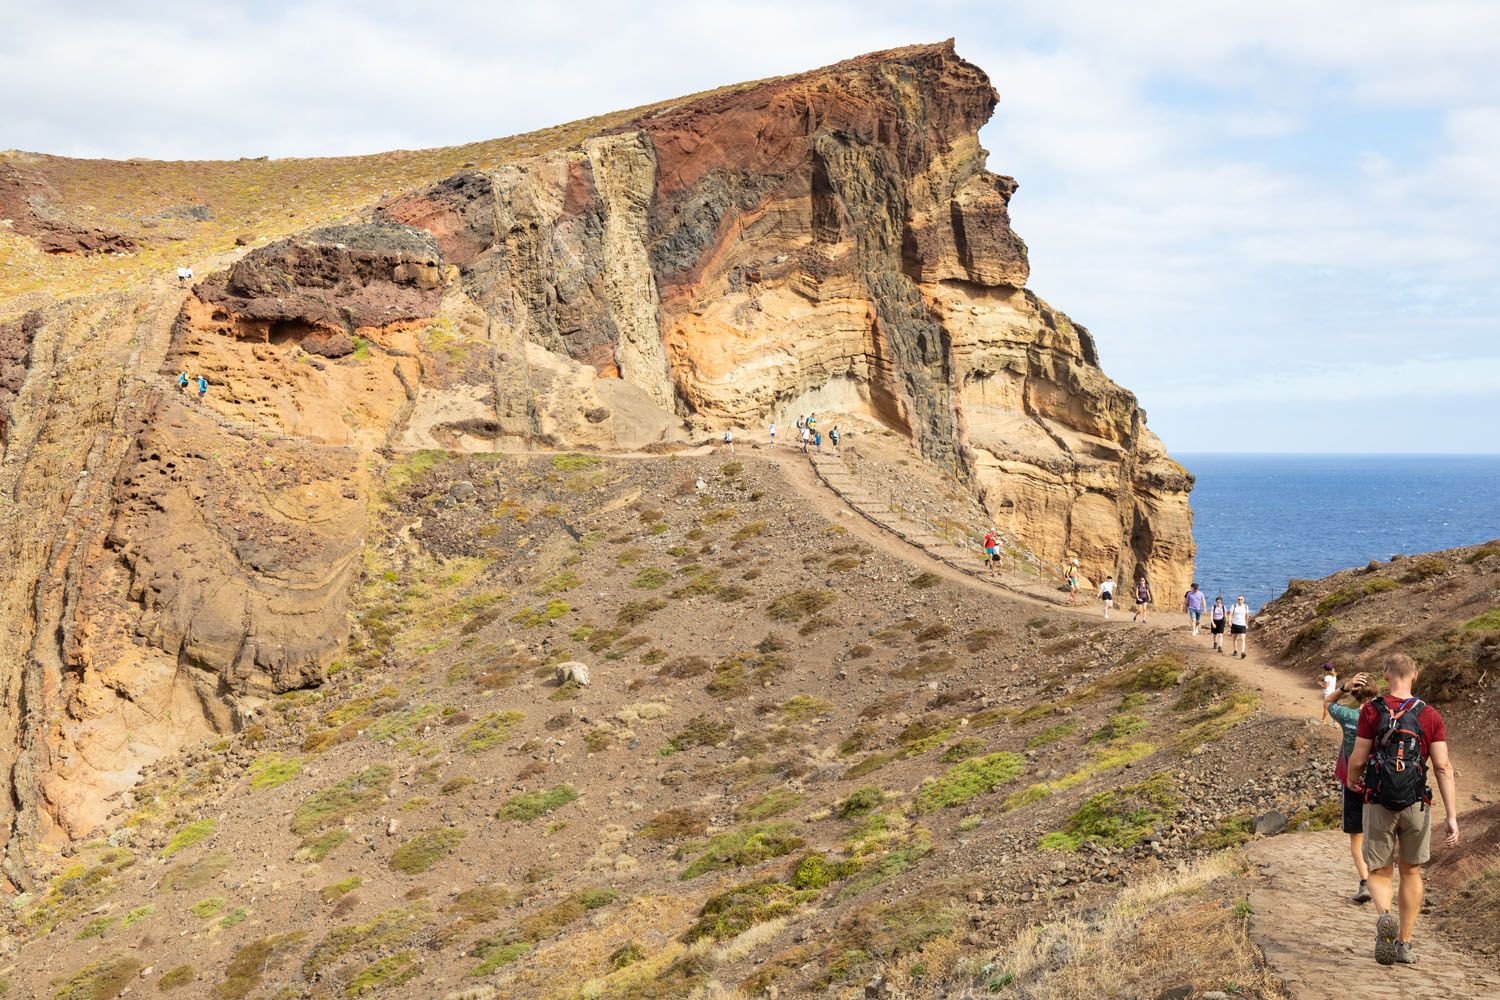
[0,162,139,255]
[0,40,1194,865]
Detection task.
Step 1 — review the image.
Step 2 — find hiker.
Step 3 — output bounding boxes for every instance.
[799,425,810,453]
[723,428,734,454]
[1209,596,1227,652]
[814,429,822,452]
[830,426,840,448]
[982,529,1000,575]
[177,370,190,392]
[1229,595,1250,657]
[196,374,208,402]
[1065,559,1080,605]
[1131,577,1152,623]
[1183,582,1207,636]
[1099,574,1116,618]
[176,265,193,287]
[796,414,805,434]
[1322,664,1340,728]
[1326,670,1376,905]
[806,412,817,432]
[1346,653,1459,966]
[769,421,777,447]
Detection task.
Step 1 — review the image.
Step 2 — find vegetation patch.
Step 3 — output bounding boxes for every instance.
[845,751,897,779]
[679,823,804,879]
[1026,721,1077,750]
[320,876,364,903]
[669,714,732,751]
[498,785,578,821]
[1194,814,1254,850]
[631,566,671,590]
[247,753,302,790]
[190,896,226,919]
[390,827,466,874]
[303,905,427,979]
[640,807,706,841]
[737,788,805,821]
[683,879,817,942]
[162,852,229,892]
[213,932,306,1000]
[51,954,143,1000]
[346,952,420,996]
[836,786,886,819]
[909,571,942,589]
[290,765,392,835]
[157,965,195,991]
[1088,714,1148,744]
[1398,556,1449,583]
[1039,774,1176,851]
[161,818,216,858]
[296,829,349,863]
[914,753,1024,813]
[462,710,524,752]
[767,589,835,622]
[617,597,668,626]
[939,737,987,763]
[706,651,787,698]
[511,599,572,627]
[1108,653,1184,691]
[781,694,833,721]
[1284,616,1337,656]
[1173,668,1236,712]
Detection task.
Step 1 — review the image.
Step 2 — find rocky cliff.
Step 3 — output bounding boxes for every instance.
[0,40,1193,880]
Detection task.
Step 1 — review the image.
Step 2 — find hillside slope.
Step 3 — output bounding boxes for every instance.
[0,41,1194,875]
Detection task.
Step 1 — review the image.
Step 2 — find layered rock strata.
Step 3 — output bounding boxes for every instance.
[0,39,1193,873]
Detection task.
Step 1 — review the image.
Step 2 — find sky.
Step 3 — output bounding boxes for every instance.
[5,1,1498,453]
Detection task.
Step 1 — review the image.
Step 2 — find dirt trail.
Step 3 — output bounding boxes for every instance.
[1248,832,1500,998]
[752,444,1500,996]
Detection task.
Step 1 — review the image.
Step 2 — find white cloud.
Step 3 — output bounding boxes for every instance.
[3,1,1497,452]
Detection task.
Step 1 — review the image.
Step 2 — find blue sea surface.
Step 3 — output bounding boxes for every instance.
[1180,454,1500,611]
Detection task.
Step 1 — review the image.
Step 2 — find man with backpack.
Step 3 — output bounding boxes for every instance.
[1345,653,1459,966]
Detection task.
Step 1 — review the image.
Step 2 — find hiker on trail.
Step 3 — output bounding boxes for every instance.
[769,421,777,447]
[1131,577,1152,622]
[1326,670,1376,905]
[1346,653,1459,966]
[196,374,208,401]
[1065,559,1080,605]
[1099,574,1116,618]
[814,429,823,452]
[1229,595,1250,657]
[1183,582,1207,636]
[723,429,734,454]
[1209,596,1227,652]
[176,265,193,287]
[1322,664,1340,728]
[807,413,817,432]
[177,370,190,392]
[982,530,1000,575]
[799,425,810,453]
[830,426,840,448]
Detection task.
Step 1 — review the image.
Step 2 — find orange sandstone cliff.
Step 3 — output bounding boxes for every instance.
[0,40,1192,882]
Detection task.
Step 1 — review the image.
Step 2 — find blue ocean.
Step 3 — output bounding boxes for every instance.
[1181,454,1500,611]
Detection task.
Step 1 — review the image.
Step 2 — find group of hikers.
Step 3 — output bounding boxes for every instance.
[727,413,842,454]
[1323,654,1460,965]
[175,369,209,400]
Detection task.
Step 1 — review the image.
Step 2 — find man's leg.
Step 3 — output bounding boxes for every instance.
[1350,832,1369,881]
[1396,860,1423,942]
[1367,863,1394,912]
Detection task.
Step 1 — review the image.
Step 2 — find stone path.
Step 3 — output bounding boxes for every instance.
[1248,831,1500,999]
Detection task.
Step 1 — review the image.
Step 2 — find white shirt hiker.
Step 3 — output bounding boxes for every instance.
[1231,601,1249,627]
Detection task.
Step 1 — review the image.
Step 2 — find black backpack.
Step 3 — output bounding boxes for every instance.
[1363,697,1432,811]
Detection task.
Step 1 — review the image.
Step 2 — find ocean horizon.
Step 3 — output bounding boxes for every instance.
[1178,452,1500,611]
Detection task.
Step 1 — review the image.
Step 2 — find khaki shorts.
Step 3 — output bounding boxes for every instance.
[1363,801,1432,869]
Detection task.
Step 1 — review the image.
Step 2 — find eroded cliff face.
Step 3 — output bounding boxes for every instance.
[0,39,1192,874]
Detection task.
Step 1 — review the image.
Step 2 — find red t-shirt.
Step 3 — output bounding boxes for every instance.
[1356,695,1447,757]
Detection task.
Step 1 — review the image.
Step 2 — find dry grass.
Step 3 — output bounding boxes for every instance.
[984,854,1286,999]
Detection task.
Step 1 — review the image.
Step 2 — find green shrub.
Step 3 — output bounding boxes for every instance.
[390,827,466,874]
[52,954,143,999]
[161,819,216,858]
[683,879,816,942]
[1461,607,1500,634]
[213,933,305,1000]
[836,786,885,819]
[157,965,195,991]
[737,788,805,821]
[1026,722,1076,750]
[498,785,578,821]
[939,737,986,762]
[347,952,420,995]
[120,904,153,928]
[669,715,731,751]
[781,694,833,720]
[909,572,941,589]
[295,830,348,863]
[791,851,863,890]
[290,765,392,835]
[462,710,524,752]
[1039,774,1176,851]
[631,567,671,590]
[1398,556,1449,583]
[1284,616,1336,656]
[190,896,226,919]
[552,454,601,471]
[1088,714,1148,743]
[679,823,804,879]
[914,753,1025,813]
[247,754,302,790]
[319,876,363,903]
[1173,668,1235,712]
[1110,653,1184,691]
[767,589,835,622]
[617,597,668,626]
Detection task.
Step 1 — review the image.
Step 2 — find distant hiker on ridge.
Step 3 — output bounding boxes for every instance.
[176,265,193,287]
[982,529,1000,576]
[1209,596,1227,652]
[768,420,776,447]
[1229,595,1250,657]
[799,424,810,453]
[723,428,734,454]
[1099,574,1115,618]
[1183,582,1206,636]
[1131,577,1152,623]
[1325,669,1376,906]
[196,374,208,402]
[177,370,190,392]
[1065,559,1080,605]
[830,426,840,448]
[1346,653,1459,966]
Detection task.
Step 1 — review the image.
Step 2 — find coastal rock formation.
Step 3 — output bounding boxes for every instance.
[0,40,1193,868]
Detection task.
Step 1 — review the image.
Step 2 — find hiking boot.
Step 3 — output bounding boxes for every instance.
[1354,880,1372,904]
[1375,912,1399,965]
[1394,941,1417,965]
